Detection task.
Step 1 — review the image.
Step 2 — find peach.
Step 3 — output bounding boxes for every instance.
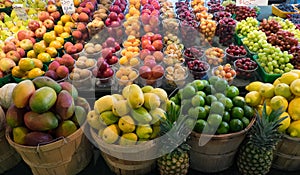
[56,65,69,78]
[72,30,82,40]
[64,42,73,50]
[48,60,60,71]
[77,22,87,33]
[78,13,89,23]
[74,43,83,52]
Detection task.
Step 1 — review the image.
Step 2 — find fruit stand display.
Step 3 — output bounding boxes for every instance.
[1,0,300,175]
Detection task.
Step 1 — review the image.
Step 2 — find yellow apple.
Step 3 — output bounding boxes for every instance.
[37,52,51,63]
[43,32,57,44]
[46,47,58,57]
[49,40,62,49]
[60,32,70,38]
[65,21,75,29]
[33,42,46,54]
[57,21,63,25]
[54,25,64,35]
[63,26,71,34]
[61,14,72,24]
[56,37,65,45]
[27,50,37,58]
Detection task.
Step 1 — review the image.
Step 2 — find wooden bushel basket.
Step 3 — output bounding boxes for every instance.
[273,134,300,171]
[90,127,157,175]
[6,124,93,175]
[0,130,21,174]
[187,117,256,173]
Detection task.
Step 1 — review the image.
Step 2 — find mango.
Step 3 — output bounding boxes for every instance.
[94,95,114,114]
[112,94,125,101]
[59,82,78,100]
[12,80,36,108]
[128,84,144,109]
[141,85,154,93]
[25,132,53,146]
[112,100,130,116]
[55,90,75,120]
[87,110,102,130]
[6,105,27,128]
[13,126,29,145]
[55,120,78,138]
[131,107,152,124]
[118,115,136,133]
[136,124,153,139]
[100,111,119,125]
[150,88,168,104]
[72,106,87,126]
[29,87,57,113]
[119,133,138,145]
[32,76,62,93]
[75,97,91,112]
[24,111,58,131]
[102,124,120,144]
[143,93,161,110]
[122,85,130,99]
[149,108,167,125]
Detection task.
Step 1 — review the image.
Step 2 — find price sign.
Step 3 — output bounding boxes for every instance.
[12,4,28,20]
[236,0,268,6]
[61,0,75,15]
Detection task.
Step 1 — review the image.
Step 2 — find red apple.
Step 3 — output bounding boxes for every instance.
[6,50,21,63]
[144,59,156,68]
[139,49,151,60]
[108,12,118,21]
[139,66,152,79]
[85,2,95,11]
[152,40,163,51]
[106,37,115,47]
[107,55,118,65]
[102,48,113,59]
[38,11,50,22]
[19,39,33,51]
[47,4,57,13]
[50,11,61,21]
[142,39,152,49]
[17,30,31,41]
[118,13,125,20]
[145,45,156,51]
[2,42,16,53]
[152,65,164,78]
[43,19,54,29]
[152,34,163,41]
[28,20,40,32]
[140,13,150,24]
[17,48,25,57]
[35,27,46,38]
[102,68,114,78]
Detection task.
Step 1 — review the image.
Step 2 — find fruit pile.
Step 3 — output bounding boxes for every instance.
[235,17,259,38]
[244,70,300,137]
[170,77,254,135]
[87,84,169,145]
[6,78,89,146]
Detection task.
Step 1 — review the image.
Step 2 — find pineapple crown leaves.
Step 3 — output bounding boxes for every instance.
[249,102,288,150]
[159,101,191,153]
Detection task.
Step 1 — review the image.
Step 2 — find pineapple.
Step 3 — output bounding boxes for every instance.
[237,103,287,175]
[157,101,190,175]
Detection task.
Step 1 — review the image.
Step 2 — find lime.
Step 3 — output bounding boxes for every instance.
[194,119,208,133]
[243,105,255,119]
[192,80,205,91]
[209,76,221,86]
[197,91,207,98]
[196,106,207,119]
[201,80,209,87]
[188,107,199,119]
[215,93,226,100]
[210,101,225,115]
[230,119,244,132]
[223,111,231,123]
[225,86,239,99]
[191,95,205,107]
[204,85,216,95]
[207,114,222,127]
[214,79,228,93]
[205,95,217,105]
[231,107,244,120]
[204,105,211,114]
[217,121,230,134]
[177,89,183,100]
[241,117,250,129]
[182,85,196,99]
[232,96,246,108]
[219,97,234,111]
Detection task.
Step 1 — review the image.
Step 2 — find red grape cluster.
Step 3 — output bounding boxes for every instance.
[225,4,236,15]
[235,6,257,21]
[258,19,282,36]
[234,58,258,79]
[226,45,247,63]
[267,30,298,51]
[289,46,300,69]
[208,3,224,14]
[218,17,237,46]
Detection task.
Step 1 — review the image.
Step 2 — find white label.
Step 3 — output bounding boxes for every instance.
[12,4,28,20]
[236,0,268,6]
[61,0,76,15]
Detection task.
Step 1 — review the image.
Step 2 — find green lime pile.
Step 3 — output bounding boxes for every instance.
[170,76,255,135]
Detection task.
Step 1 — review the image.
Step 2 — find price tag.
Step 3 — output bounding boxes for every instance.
[12,4,28,20]
[61,0,76,15]
[236,0,268,6]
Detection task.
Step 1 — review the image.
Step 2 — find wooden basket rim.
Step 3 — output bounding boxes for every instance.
[191,115,256,140]
[5,123,86,151]
[283,134,300,142]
